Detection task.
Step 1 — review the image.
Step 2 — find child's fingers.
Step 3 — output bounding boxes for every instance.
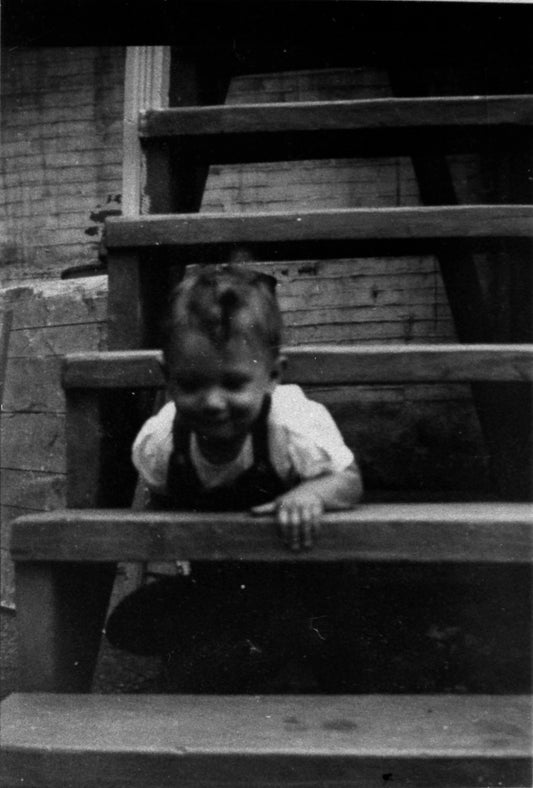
[278,504,319,551]
[302,518,319,549]
[301,504,322,549]
[250,500,278,515]
[277,505,301,551]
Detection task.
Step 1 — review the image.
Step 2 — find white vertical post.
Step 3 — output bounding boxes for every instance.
[121,46,170,217]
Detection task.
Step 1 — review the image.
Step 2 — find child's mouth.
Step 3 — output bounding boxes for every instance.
[201,416,230,426]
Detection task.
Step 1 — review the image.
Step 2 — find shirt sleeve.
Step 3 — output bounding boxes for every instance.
[131,401,176,492]
[268,385,355,482]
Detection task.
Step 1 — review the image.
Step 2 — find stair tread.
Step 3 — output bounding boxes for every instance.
[62,344,533,388]
[10,503,533,564]
[105,206,533,248]
[1,694,530,787]
[1,693,529,755]
[140,95,533,138]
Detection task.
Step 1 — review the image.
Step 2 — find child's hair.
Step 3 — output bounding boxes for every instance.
[164,255,282,359]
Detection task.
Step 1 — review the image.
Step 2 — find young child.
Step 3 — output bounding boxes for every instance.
[106,263,363,691]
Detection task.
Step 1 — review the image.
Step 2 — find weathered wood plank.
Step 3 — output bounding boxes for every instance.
[2,279,107,330]
[8,323,105,359]
[65,391,103,508]
[1,412,65,473]
[62,345,533,389]
[0,546,16,608]
[285,345,533,385]
[140,96,533,139]
[1,694,530,787]
[2,505,37,607]
[286,320,455,345]
[14,562,116,692]
[122,46,170,217]
[2,356,64,412]
[107,250,145,349]
[1,469,65,511]
[110,47,232,353]
[0,308,12,406]
[105,206,533,249]
[386,67,531,500]
[9,504,533,563]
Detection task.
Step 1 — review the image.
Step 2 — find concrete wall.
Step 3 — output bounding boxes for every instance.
[0,50,491,605]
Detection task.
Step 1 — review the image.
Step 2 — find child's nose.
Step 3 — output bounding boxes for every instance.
[201,386,226,412]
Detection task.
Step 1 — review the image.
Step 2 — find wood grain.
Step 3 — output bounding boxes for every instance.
[107,250,145,350]
[3,357,65,413]
[9,504,533,564]
[14,562,116,692]
[1,412,65,473]
[1,693,530,787]
[1,469,65,511]
[65,391,103,508]
[140,96,533,138]
[62,345,533,389]
[105,206,533,248]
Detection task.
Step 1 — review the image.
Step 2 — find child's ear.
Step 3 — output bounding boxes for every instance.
[158,357,170,383]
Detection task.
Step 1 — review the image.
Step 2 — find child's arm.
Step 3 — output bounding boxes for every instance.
[252,462,362,551]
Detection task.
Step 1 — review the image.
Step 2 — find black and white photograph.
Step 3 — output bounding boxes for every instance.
[1,1,532,785]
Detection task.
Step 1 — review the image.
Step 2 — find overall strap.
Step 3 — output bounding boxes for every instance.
[165,394,284,511]
[250,394,274,470]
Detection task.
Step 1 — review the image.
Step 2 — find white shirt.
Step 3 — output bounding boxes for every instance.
[132,384,355,494]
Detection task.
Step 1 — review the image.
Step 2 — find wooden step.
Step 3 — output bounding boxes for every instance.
[62,344,533,389]
[10,504,533,564]
[139,96,533,166]
[1,693,530,788]
[140,97,533,138]
[105,206,533,250]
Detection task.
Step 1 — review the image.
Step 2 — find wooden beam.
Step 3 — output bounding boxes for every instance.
[140,96,533,139]
[105,206,533,249]
[122,46,170,217]
[162,45,233,212]
[286,345,533,385]
[386,69,531,501]
[66,387,140,509]
[15,562,115,692]
[1,694,530,787]
[107,250,146,349]
[113,47,233,351]
[111,48,171,353]
[10,504,533,564]
[61,345,533,390]
[66,391,104,508]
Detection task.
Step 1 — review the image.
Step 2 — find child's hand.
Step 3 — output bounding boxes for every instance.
[251,490,324,551]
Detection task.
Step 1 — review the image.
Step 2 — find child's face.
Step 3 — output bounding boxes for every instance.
[165,329,280,447]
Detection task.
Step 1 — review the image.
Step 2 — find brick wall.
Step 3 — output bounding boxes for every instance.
[203,67,486,347]
[0,54,491,605]
[1,46,124,284]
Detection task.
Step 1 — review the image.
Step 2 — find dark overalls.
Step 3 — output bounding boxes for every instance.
[106,398,344,692]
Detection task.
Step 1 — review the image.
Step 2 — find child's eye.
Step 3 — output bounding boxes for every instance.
[172,377,201,394]
[223,375,248,391]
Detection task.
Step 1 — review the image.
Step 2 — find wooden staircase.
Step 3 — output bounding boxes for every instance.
[1,11,532,786]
